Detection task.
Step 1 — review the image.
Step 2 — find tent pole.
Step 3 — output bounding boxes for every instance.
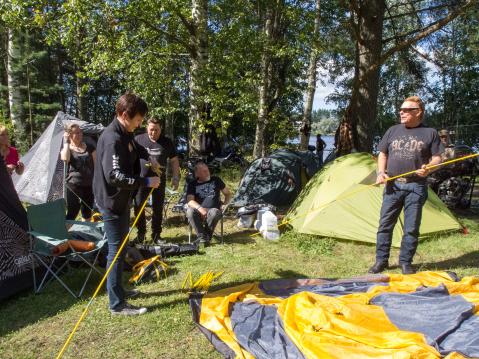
[63,159,67,200]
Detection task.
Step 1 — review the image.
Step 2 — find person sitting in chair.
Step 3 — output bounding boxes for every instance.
[186,162,231,245]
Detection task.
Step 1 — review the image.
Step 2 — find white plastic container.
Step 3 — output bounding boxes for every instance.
[259,211,280,240]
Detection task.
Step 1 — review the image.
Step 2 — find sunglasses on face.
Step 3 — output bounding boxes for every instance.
[399,108,420,113]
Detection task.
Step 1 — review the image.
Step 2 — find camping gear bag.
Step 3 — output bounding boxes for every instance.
[136,242,199,258]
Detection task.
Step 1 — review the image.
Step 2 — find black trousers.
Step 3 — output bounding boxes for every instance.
[65,183,94,220]
[134,178,166,239]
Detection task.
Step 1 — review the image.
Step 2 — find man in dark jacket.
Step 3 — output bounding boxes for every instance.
[93,92,160,316]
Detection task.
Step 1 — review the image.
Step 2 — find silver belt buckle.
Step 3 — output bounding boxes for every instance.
[396,177,407,183]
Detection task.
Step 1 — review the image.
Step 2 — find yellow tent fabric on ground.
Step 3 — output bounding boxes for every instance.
[197,271,477,358]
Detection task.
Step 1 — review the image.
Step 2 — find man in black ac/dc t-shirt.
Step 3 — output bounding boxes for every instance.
[186,162,231,245]
[368,96,444,276]
[134,118,181,244]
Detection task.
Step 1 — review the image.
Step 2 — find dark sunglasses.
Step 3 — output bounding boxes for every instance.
[399,108,420,113]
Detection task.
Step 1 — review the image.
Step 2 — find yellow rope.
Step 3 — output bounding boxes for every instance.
[250,153,479,237]
[56,186,155,359]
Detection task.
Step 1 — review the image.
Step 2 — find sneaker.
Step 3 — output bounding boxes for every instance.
[153,238,166,245]
[197,235,209,244]
[111,302,147,316]
[125,289,141,299]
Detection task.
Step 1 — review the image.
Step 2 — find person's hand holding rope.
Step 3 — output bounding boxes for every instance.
[376,171,389,184]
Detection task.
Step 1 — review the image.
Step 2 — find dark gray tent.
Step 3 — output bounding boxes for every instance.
[232,149,319,208]
[12,111,103,204]
[0,155,33,300]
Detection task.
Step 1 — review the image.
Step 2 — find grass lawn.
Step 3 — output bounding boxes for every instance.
[1,169,478,358]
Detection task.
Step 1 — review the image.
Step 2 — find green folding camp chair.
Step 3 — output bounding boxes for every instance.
[27,199,107,298]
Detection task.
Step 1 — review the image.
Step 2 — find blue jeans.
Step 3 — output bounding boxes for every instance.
[376,180,428,264]
[101,207,130,310]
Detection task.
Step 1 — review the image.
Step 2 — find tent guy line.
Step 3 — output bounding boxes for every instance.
[251,152,478,238]
[55,187,155,359]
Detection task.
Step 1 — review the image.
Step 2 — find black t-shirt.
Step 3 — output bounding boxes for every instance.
[67,143,95,187]
[134,133,177,178]
[186,176,226,209]
[378,123,444,178]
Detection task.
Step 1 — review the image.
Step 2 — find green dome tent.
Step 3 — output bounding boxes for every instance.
[287,153,463,246]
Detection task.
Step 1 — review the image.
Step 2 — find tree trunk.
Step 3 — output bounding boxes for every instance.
[188,0,208,157]
[56,48,66,113]
[337,1,385,156]
[299,0,321,150]
[76,71,88,121]
[253,6,274,159]
[6,29,25,135]
[0,27,10,120]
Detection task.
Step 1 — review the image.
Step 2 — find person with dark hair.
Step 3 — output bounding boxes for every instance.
[133,118,181,244]
[369,96,443,275]
[316,134,327,166]
[186,162,231,245]
[60,124,95,221]
[0,125,24,176]
[93,92,160,316]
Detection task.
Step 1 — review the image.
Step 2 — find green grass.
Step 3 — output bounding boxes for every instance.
[1,169,478,358]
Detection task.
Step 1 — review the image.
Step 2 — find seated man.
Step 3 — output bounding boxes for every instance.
[186,162,231,245]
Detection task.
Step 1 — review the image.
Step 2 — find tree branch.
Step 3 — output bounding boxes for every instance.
[130,15,194,54]
[169,5,196,36]
[380,0,475,64]
[384,3,453,21]
[411,46,444,69]
[388,0,427,11]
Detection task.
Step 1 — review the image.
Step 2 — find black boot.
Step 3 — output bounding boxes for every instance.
[368,261,389,274]
[400,263,416,275]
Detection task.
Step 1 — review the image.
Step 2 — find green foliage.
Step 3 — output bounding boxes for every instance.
[311,109,339,135]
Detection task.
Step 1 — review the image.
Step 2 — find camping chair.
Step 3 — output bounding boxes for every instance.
[144,187,180,226]
[27,199,107,298]
[187,204,229,244]
[163,187,180,220]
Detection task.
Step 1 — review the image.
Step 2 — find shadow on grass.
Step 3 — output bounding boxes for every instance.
[418,250,479,272]
[274,269,310,279]
[221,231,256,245]
[0,269,105,338]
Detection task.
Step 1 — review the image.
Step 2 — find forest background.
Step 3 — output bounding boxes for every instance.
[1,0,477,157]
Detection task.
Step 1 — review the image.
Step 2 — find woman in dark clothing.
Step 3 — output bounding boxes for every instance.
[60,123,96,221]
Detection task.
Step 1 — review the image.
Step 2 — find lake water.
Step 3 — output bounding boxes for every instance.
[288,135,335,159]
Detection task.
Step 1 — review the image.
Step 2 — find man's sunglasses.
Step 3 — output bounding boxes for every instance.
[399,107,420,113]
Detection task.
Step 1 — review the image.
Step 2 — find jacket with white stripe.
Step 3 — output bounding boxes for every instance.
[93,118,148,215]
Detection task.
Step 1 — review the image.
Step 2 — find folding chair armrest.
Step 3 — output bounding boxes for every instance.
[29,231,68,256]
[29,231,67,244]
[66,220,104,230]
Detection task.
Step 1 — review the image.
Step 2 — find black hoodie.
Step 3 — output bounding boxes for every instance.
[93,118,149,215]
